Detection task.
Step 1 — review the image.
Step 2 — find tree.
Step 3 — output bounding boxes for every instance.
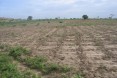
[27,16,33,20]
[82,15,88,20]
[109,14,114,19]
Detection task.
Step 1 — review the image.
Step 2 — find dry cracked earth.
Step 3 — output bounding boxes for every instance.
[0,25,117,78]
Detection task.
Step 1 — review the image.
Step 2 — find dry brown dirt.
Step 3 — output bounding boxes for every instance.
[0,24,117,78]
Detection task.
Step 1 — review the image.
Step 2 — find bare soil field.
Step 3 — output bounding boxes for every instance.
[0,20,117,78]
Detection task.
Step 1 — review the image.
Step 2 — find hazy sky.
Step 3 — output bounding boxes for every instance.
[0,0,117,19]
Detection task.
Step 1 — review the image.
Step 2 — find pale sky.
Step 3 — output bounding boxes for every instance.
[0,0,117,19]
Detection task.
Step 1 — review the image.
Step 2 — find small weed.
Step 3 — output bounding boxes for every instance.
[44,63,60,74]
[0,44,5,50]
[73,74,83,78]
[61,74,69,78]
[60,65,71,73]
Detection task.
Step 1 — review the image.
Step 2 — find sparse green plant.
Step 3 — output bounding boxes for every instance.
[0,54,40,78]
[24,56,70,74]
[0,44,5,50]
[60,65,71,73]
[73,74,83,78]
[49,63,60,71]
[61,74,68,78]
[22,70,40,78]
[9,46,30,59]
[24,56,47,72]
[1,45,71,76]
[0,54,21,78]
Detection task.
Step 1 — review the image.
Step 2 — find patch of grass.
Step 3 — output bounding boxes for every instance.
[24,56,70,74]
[0,54,40,78]
[24,56,47,69]
[22,70,41,78]
[45,63,70,73]
[9,46,30,59]
[0,54,21,78]
[2,45,71,75]
[60,65,71,73]
[46,63,60,71]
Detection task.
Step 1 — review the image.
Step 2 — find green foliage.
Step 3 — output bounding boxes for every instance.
[22,70,40,78]
[73,74,83,78]
[0,54,40,78]
[24,56,70,74]
[24,56,47,68]
[45,63,70,74]
[24,56,49,73]
[1,45,71,77]
[0,54,21,78]
[27,16,33,20]
[0,54,13,67]
[46,63,60,71]
[9,46,30,59]
[60,65,71,73]
[82,15,88,20]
